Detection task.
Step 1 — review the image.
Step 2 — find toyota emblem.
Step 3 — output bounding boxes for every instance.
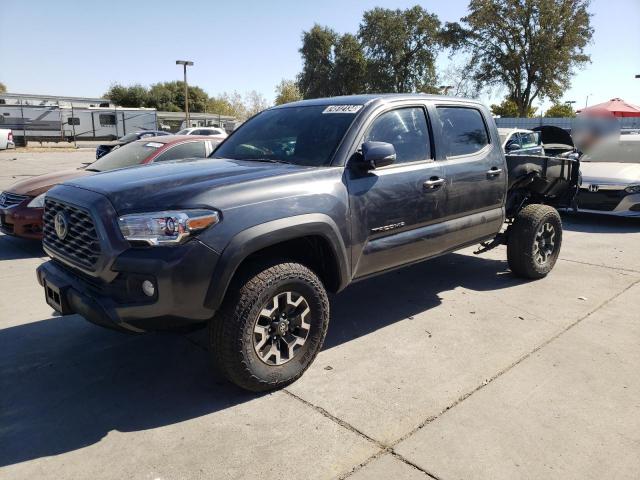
[588,184,599,193]
[54,212,69,240]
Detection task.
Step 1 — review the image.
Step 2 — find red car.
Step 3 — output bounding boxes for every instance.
[0,135,220,239]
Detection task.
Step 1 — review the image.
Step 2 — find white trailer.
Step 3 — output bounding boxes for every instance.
[0,104,157,144]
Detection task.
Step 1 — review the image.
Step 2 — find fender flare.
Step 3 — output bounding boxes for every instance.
[204,213,350,310]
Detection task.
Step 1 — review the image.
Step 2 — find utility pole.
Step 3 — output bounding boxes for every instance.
[176,60,194,127]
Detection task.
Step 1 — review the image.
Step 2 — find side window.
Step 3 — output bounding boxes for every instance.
[364,107,430,164]
[519,132,539,148]
[437,107,489,157]
[154,142,207,162]
[99,114,116,126]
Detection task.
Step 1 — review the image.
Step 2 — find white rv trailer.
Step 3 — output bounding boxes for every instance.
[0,104,157,144]
[0,93,158,144]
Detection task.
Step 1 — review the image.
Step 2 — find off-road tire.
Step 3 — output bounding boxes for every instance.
[210,261,330,392]
[507,204,562,279]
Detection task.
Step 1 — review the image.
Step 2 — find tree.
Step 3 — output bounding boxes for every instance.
[298,25,339,99]
[274,80,302,105]
[445,0,593,117]
[491,98,537,117]
[105,83,148,108]
[244,90,270,118]
[147,81,209,113]
[544,103,576,117]
[359,6,442,93]
[437,60,480,98]
[0,82,6,94]
[332,34,367,95]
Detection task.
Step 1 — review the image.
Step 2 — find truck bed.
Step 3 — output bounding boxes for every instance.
[505,153,580,214]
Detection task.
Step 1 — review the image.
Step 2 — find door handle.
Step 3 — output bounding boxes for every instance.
[486,167,503,177]
[423,177,445,189]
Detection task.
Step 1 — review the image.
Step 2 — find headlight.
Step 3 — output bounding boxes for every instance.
[27,193,46,208]
[118,209,220,246]
[624,185,640,194]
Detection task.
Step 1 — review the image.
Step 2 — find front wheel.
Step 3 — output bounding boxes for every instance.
[507,204,563,279]
[209,262,329,392]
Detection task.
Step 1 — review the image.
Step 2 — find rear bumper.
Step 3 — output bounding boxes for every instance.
[36,239,220,332]
[0,204,43,239]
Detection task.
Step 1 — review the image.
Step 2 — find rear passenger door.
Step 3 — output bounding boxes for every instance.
[433,105,506,247]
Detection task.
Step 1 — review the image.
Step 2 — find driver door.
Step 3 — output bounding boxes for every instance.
[347,106,446,278]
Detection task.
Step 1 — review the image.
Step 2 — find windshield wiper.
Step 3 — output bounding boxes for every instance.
[84,168,101,172]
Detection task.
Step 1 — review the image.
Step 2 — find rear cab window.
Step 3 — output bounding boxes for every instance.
[437,106,490,157]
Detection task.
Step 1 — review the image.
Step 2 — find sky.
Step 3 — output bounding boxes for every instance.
[1,0,639,112]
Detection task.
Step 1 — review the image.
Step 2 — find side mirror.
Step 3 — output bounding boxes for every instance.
[505,141,520,152]
[360,141,396,170]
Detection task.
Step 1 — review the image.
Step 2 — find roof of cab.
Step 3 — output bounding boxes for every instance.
[271,93,482,109]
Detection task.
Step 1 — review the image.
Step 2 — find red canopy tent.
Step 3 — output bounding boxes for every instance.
[577,98,640,117]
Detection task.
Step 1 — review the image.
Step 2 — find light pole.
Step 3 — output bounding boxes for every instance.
[176,60,194,127]
[585,93,592,109]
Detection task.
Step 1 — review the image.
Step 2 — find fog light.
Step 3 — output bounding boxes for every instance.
[142,280,155,297]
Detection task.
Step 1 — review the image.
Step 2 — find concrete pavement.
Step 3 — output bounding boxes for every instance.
[0,149,639,479]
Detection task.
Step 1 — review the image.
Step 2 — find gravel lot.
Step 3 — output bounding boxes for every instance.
[1,149,639,479]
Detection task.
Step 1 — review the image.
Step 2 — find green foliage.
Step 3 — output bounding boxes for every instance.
[104,83,269,120]
[491,98,537,117]
[297,25,340,98]
[332,34,367,96]
[105,83,148,108]
[359,6,441,93]
[544,103,576,118]
[0,82,6,94]
[297,6,442,98]
[445,0,593,117]
[274,79,303,105]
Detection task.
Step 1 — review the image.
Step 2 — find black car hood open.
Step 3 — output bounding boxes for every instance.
[532,126,574,148]
[61,158,310,214]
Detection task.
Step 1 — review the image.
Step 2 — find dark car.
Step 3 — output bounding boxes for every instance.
[36,94,578,391]
[95,130,170,159]
[0,136,218,239]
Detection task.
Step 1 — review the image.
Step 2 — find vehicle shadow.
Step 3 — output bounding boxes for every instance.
[0,252,523,467]
[561,212,640,234]
[0,235,45,261]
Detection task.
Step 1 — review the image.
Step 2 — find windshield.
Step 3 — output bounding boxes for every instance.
[87,141,163,171]
[581,139,640,163]
[212,105,360,166]
[176,129,190,135]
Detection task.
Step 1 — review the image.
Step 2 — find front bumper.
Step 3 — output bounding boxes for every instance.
[577,189,640,217]
[37,239,220,332]
[0,203,43,239]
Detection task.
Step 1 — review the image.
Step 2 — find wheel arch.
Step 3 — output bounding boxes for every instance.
[204,214,350,311]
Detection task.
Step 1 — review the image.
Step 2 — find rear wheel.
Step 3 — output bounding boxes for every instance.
[507,204,562,279]
[210,261,329,392]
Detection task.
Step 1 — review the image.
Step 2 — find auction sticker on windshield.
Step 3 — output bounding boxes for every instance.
[322,105,363,114]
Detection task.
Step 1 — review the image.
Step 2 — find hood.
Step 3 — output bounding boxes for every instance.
[533,126,574,148]
[4,168,91,196]
[580,162,640,185]
[61,158,313,213]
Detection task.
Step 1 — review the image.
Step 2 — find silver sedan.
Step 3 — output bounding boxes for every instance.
[578,136,640,217]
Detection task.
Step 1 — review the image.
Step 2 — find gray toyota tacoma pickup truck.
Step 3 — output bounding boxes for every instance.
[36,94,579,391]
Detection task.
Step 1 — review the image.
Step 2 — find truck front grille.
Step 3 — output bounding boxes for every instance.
[43,198,101,270]
[0,191,28,208]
